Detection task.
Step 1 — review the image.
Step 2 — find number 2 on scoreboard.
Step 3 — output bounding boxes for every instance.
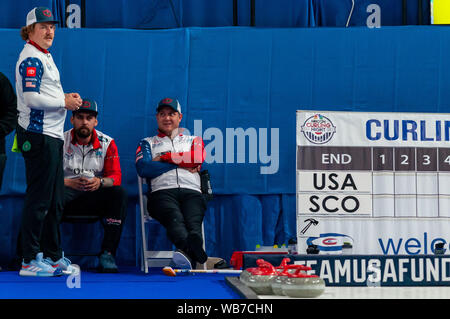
[401,155,408,165]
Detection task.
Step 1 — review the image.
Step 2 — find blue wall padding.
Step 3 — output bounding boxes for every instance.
[260,195,281,245]
[0,26,449,266]
[205,195,262,262]
[279,195,298,246]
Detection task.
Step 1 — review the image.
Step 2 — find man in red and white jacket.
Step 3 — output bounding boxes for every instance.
[136,97,207,270]
[63,99,127,273]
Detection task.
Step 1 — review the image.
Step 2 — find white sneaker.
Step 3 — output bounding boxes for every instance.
[170,250,192,270]
[45,252,80,276]
[19,252,63,277]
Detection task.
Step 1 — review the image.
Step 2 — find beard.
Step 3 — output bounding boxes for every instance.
[74,127,92,139]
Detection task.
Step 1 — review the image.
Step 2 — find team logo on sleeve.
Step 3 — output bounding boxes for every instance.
[26,67,36,77]
[301,114,336,144]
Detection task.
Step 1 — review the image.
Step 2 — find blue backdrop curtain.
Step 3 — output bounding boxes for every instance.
[0,24,448,266]
[0,0,430,29]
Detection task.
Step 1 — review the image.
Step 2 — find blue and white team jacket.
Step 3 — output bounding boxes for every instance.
[136,131,205,193]
[15,41,66,140]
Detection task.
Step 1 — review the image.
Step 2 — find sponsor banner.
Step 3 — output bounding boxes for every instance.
[242,254,450,286]
[297,218,450,256]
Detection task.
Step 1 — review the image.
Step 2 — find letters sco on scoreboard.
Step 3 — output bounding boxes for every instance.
[296,111,450,218]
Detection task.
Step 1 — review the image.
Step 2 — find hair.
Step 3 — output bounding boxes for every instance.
[20,24,35,41]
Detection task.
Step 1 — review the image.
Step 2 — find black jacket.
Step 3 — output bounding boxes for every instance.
[0,72,17,154]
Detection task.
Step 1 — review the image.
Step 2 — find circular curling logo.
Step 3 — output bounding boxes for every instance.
[301,114,336,144]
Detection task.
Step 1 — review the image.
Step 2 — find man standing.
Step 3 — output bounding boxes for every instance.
[0,72,17,190]
[136,97,207,270]
[16,7,82,276]
[63,99,127,273]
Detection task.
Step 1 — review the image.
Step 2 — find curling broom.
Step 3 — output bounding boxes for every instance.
[162,266,242,277]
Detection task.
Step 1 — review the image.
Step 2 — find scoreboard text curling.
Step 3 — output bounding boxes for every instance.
[296,111,450,256]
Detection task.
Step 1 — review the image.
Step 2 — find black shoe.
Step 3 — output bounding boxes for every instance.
[98,251,118,273]
[187,233,208,264]
[214,259,230,269]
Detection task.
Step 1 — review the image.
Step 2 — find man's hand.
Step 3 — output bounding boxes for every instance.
[64,93,82,111]
[184,166,201,173]
[64,177,101,191]
[64,177,85,191]
[80,176,102,191]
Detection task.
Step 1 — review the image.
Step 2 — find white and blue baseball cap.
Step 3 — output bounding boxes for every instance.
[26,7,59,26]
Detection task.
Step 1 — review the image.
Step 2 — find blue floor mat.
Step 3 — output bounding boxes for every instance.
[0,267,242,299]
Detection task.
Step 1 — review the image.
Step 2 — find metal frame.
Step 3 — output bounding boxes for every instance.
[138,175,206,273]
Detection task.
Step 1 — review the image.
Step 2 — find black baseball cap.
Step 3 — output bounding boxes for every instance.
[73,99,98,116]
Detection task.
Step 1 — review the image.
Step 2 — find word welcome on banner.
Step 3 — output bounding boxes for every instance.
[296,110,450,255]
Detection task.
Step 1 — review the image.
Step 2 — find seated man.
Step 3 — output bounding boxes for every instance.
[63,99,127,273]
[136,97,207,269]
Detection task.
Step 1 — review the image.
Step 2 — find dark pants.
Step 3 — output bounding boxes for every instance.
[17,126,65,263]
[0,153,6,190]
[63,186,128,256]
[147,188,207,264]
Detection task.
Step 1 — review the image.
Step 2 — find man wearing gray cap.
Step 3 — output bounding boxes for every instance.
[15,7,82,277]
[63,99,127,273]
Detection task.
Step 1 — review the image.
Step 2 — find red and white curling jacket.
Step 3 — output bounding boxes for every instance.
[63,128,121,185]
[135,130,205,193]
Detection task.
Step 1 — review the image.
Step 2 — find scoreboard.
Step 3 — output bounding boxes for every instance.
[296,111,450,255]
[298,145,450,218]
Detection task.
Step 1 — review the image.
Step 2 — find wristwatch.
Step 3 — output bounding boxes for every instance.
[99,178,105,188]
